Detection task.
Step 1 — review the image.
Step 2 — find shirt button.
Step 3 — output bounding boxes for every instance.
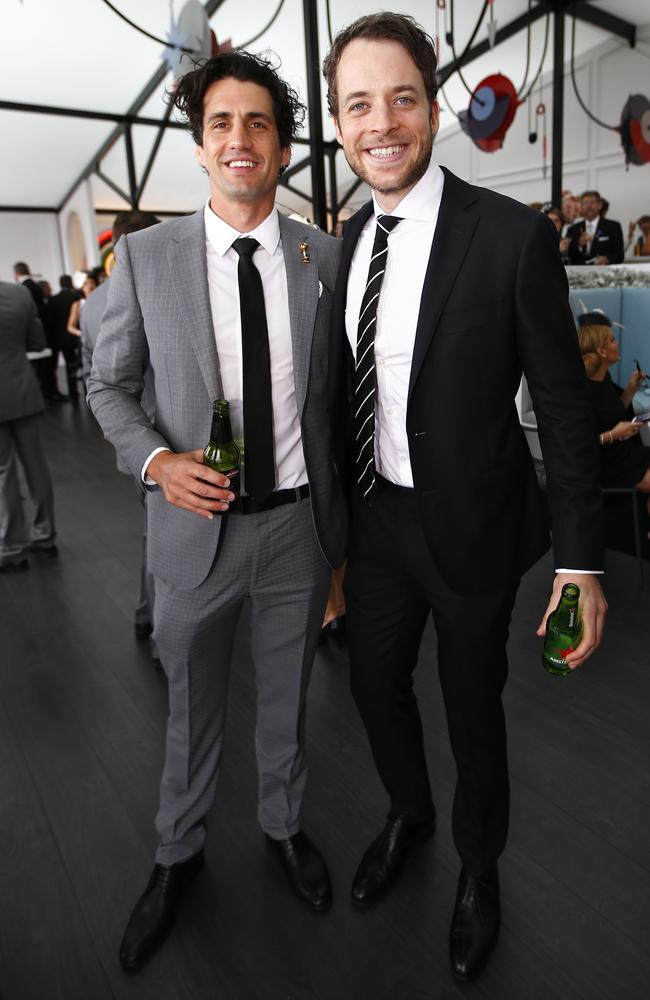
[378,358,385,366]
[400,455,406,462]
[387,408,393,415]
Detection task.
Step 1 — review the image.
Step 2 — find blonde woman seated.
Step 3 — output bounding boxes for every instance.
[577,310,650,522]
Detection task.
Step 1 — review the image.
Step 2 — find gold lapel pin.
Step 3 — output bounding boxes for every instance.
[299,241,310,264]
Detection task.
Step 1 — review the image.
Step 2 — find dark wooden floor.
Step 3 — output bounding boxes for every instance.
[1,398,649,1000]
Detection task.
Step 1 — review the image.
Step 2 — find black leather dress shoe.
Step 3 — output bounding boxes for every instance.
[119,852,204,972]
[266,831,332,912]
[449,866,500,979]
[351,814,436,907]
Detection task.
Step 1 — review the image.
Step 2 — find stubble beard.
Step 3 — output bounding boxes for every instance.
[345,133,433,195]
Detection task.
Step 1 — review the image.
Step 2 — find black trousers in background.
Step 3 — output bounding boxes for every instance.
[344,476,520,877]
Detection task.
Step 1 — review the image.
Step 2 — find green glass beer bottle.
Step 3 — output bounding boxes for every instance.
[203,399,240,505]
[542,582,583,676]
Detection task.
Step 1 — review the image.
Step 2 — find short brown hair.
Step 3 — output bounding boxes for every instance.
[580,190,602,202]
[322,12,438,117]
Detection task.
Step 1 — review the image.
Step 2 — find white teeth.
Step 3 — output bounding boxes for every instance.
[367,145,404,158]
[229,160,255,168]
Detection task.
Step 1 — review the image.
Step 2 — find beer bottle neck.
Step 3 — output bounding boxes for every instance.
[209,411,233,444]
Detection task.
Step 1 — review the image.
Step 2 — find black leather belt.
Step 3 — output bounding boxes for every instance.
[229,483,310,515]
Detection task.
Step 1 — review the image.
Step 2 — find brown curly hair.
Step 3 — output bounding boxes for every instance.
[322,12,438,117]
[170,50,305,149]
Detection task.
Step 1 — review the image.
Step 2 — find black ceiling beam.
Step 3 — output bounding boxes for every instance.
[0,99,186,129]
[572,2,636,47]
[0,205,58,213]
[302,0,327,230]
[437,4,549,86]
[437,1,636,87]
[56,0,228,213]
[94,168,131,205]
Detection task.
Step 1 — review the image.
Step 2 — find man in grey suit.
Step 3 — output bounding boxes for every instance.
[88,51,347,972]
[0,281,56,570]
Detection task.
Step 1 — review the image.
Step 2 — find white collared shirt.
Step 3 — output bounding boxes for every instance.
[345,157,444,487]
[144,204,307,490]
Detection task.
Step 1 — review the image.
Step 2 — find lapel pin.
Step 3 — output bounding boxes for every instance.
[299,242,310,264]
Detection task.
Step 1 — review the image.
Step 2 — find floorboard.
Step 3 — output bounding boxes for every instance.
[1,399,648,999]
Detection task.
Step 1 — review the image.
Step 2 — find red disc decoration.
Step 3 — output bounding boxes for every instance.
[619,94,650,166]
[459,73,522,152]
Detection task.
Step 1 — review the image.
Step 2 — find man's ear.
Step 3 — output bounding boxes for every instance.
[333,116,343,146]
[279,147,292,176]
[194,144,207,170]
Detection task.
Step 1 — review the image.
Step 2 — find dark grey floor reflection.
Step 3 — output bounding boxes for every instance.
[0,398,648,1000]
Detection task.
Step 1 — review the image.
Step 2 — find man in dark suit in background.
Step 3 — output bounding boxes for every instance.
[0,281,56,571]
[14,260,62,402]
[566,190,624,265]
[81,210,160,653]
[48,275,81,401]
[323,12,607,980]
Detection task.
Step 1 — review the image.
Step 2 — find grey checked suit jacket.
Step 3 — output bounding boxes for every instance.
[0,281,46,423]
[87,210,347,589]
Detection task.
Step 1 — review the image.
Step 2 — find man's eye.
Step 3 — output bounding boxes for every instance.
[350,102,367,113]
[395,96,413,106]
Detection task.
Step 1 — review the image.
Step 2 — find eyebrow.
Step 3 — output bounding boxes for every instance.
[342,84,420,104]
[205,110,274,124]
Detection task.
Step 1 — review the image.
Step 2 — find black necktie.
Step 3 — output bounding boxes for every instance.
[354,214,401,501]
[232,237,275,501]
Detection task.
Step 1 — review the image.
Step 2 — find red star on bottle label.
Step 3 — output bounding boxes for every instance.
[559,645,575,659]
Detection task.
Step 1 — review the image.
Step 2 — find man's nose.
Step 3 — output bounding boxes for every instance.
[229,121,252,147]
[367,100,399,134]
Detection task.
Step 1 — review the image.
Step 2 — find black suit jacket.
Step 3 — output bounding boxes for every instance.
[566,217,624,264]
[330,168,603,594]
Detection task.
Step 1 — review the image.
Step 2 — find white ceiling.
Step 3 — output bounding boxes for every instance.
[1,0,648,215]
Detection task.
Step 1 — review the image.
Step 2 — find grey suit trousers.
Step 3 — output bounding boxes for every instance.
[153,495,330,865]
[0,414,55,565]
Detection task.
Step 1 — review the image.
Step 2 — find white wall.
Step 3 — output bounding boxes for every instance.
[0,212,63,286]
[435,26,650,226]
[58,179,101,278]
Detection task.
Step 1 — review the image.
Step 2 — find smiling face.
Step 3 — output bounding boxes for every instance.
[195,77,290,227]
[332,38,439,212]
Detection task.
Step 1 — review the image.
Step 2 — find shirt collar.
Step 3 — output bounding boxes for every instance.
[371,157,444,223]
[203,201,280,256]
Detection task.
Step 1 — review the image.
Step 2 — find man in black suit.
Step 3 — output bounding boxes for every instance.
[48,275,81,401]
[14,261,62,401]
[323,12,607,980]
[566,190,624,265]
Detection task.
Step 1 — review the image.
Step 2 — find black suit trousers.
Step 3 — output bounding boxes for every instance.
[345,476,520,876]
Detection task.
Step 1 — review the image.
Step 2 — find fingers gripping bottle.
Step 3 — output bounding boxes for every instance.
[542,583,583,677]
[203,400,240,507]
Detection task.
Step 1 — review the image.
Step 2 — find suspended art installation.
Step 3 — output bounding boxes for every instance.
[458,73,522,152]
[619,94,650,167]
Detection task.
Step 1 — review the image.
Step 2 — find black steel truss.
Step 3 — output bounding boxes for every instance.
[0,1,638,223]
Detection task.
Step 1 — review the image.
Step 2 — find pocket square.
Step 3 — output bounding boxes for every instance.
[597,235,610,241]
[318,280,323,298]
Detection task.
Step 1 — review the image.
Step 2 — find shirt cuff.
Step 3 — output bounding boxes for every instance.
[555,568,604,575]
[142,447,171,485]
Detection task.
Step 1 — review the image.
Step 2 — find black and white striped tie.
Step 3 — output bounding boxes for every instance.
[354,214,401,501]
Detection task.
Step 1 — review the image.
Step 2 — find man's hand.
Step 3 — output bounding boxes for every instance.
[146,449,235,519]
[536,573,607,669]
[594,255,609,266]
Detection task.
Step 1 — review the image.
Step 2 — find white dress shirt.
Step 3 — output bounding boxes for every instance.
[144,204,307,490]
[345,157,444,488]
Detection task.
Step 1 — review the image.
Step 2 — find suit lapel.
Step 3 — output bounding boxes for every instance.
[279,214,320,419]
[408,169,480,399]
[167,212,222,403]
